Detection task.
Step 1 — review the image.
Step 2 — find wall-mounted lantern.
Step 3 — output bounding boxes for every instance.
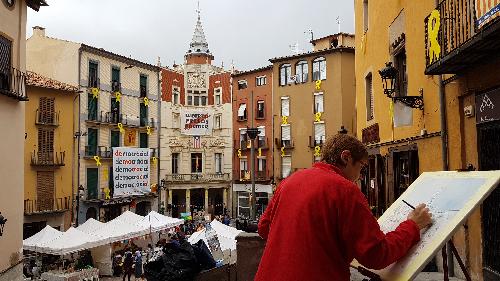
[379,62,424,110]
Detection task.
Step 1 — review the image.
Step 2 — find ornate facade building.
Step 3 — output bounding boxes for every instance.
[160,12,233,218]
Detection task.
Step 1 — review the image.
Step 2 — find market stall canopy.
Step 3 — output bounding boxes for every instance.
[23,225,63,252]
[38,227,99,255]
[76,218,105,234]
[136,211,184,232]
[92,216,147,244]
[114,210,144,225]
[188,220,242,251]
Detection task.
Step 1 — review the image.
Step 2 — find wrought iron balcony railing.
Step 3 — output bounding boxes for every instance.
[31,151,65,166]
[35,109,59,126]
[24,197,70,214]
[88,77,100,89]
[164,173,231,183]
[111,81,121,93]
[98,146,112,159]
[0,66,27,101]
[240,170,251,181]
[85,145,98,157]
[309,136,325,148]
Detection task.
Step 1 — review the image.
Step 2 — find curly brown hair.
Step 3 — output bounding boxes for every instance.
[321,134,368,167]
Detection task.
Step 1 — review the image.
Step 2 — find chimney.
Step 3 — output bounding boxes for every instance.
[32,26,45,37]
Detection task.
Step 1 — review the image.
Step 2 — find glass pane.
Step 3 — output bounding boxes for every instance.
[111,131,120,147]
[87,168,98,199]
[112,67,120,83]
[140,133,148,148]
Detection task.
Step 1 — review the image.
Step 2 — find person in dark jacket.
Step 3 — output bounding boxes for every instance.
[122,251,133,281]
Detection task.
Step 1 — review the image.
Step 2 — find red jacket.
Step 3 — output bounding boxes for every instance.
[255,162,420,281]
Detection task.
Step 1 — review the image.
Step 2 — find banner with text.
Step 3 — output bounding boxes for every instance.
[181,108,214,136]
[113,147,151,197]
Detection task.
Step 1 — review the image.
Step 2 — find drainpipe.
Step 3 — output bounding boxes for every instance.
[157,68,161,213]
[76,47,82,226]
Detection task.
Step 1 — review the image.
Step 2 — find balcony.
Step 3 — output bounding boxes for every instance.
[257,171,267,181]
[240,170,251,181]
[309,136,325,148]
[0,66,28,101]
[257,138,269,149]
[88,76,100,89]
[164,173,231,183]
[140,85,147,98]
[140,117,156,128]
[84,146,98,158]
[425,0,500,74]
[98,146,112,159]
[150,148,157,158]
[35,109,59,126]
[24,197,70,215]
[111,81,121,93]
[31,151,65,167]
[275,138,294,149]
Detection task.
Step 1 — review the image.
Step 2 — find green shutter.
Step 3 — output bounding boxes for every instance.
[87,168,98,199]
[140,133,148,148]
[109,166,114,196]
[88,128,97,155]
[87,93,97,120]
[140,75,147,87]
[140,103,148,127]
[111,130,120,147]
[112,67,120,83]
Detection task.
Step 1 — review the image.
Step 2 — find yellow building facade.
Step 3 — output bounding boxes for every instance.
[24,72,78,237]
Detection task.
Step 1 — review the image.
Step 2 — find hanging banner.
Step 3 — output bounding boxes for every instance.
[180,108,213,136]
[113,147,151,197]
[476,0,500,28]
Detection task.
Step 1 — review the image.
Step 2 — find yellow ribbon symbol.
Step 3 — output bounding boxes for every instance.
[103,188,111,200]
[146,126,152,135]
[91,88,99,99]
[152,157,157,167]
[117,123,125,134]
[428,10,441,64]
[315,80,322,90]
[93,156,101,166]
[143,97,149,107]
[281,147,285,157]
[103,169,108,180]
[282,116,288,125]
[314,146,321,157]
[314,112,322,122]
[237,149,242,158]
[258,148,262,157]
[115,92,121,102]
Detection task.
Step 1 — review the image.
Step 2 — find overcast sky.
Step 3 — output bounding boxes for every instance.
[27,0,354,71]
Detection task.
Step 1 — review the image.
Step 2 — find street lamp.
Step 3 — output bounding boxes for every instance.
[75,185,84,226]
[0,212,7,236]
[246,127,259,221]
[379,62,424,110]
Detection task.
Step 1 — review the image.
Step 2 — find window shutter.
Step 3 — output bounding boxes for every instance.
[87,168,98,199]
[314,93,324,113]
[320,61,327,80]
[314,123,325,141]
[281,125,291,141]
[281,98,289,116]
[37,171,54,211]
[282,156,292,178]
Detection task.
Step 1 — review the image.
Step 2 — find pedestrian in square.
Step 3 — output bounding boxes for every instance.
[255,134,432,281]
[122,250,133,281]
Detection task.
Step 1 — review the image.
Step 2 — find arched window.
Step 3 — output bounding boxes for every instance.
[295,60,308,83]
[279,64,292,86]
[312,57,327,81]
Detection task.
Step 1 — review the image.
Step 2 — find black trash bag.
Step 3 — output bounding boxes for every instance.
[144,240,201,281]
[192,240,216,270]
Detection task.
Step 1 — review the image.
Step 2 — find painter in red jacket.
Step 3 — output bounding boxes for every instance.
[255,134,432,281]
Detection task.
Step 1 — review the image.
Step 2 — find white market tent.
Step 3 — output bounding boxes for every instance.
[37,227,99,255]
[92,216,147,244]
[136,211,184,232]
[76,218,105,234]
[114,210,144,225]
[23,225,63,252]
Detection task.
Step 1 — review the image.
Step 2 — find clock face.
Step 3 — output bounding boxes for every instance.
[5,0,15,7]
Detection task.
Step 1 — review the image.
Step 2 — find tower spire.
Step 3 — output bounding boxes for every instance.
[185,1,214,64]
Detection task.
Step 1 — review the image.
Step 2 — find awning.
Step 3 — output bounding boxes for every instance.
[232,183,273,193]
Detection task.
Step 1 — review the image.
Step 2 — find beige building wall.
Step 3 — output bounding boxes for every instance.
[0,2,28,280]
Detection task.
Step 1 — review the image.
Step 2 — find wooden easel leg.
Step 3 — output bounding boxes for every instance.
[449,241,472,281]
[442,245,449,281]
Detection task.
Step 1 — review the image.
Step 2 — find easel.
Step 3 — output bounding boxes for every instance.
[442,240,472,281]
[352,240,472,281]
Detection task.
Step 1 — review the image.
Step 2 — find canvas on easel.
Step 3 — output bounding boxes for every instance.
[354,170,500,281]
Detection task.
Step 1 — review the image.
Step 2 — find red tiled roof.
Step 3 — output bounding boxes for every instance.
[26,71,79,92]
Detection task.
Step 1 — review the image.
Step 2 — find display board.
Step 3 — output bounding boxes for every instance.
[357,171,500,281]
[113,147,151,197]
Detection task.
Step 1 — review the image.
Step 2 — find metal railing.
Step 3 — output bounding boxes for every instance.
[88,76,100,89]
[35,109,59,126]
[0,66,27,101]
[258,137,268,149]
[24,197,70,214]
[425,0,477,66]
[309,136,325,148]
[257,171,267,180]
[98,146,112,159]
[240,170,250,180]
[111,81,121,93]
[164,173,231,183]
[30,151,65,166]
[85,145,98,157]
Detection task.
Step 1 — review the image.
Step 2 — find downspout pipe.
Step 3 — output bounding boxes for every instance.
[157,68,161,213]
[76,47,82,226]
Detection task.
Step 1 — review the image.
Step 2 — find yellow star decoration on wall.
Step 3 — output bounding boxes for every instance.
[315,80,322,90]
[314,146,321,157]
[91,88,99,99]
[118,123,125,134]
[146,126,152,135]
[281,147,285,157]
[282,116,288,125]
[93,156,101,166]
[115,92,121,102]
[237,149,242,158]
[103,188,111,200]
[143,97,150,107]
[314,112,322,122]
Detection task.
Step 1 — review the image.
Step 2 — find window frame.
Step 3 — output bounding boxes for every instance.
[186,90,208,106]
[365,73,374,121]
[172,153,179,174]
[214,87,222,105]
[256,76,267,86]
[256,100,265,119]
[237,80,248,90]
[312,57,327,81]
[140,74,148,98]
[215,153,223,174]
[295,60,308,83]
[279,64,292,86]
[191,153,203,173]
